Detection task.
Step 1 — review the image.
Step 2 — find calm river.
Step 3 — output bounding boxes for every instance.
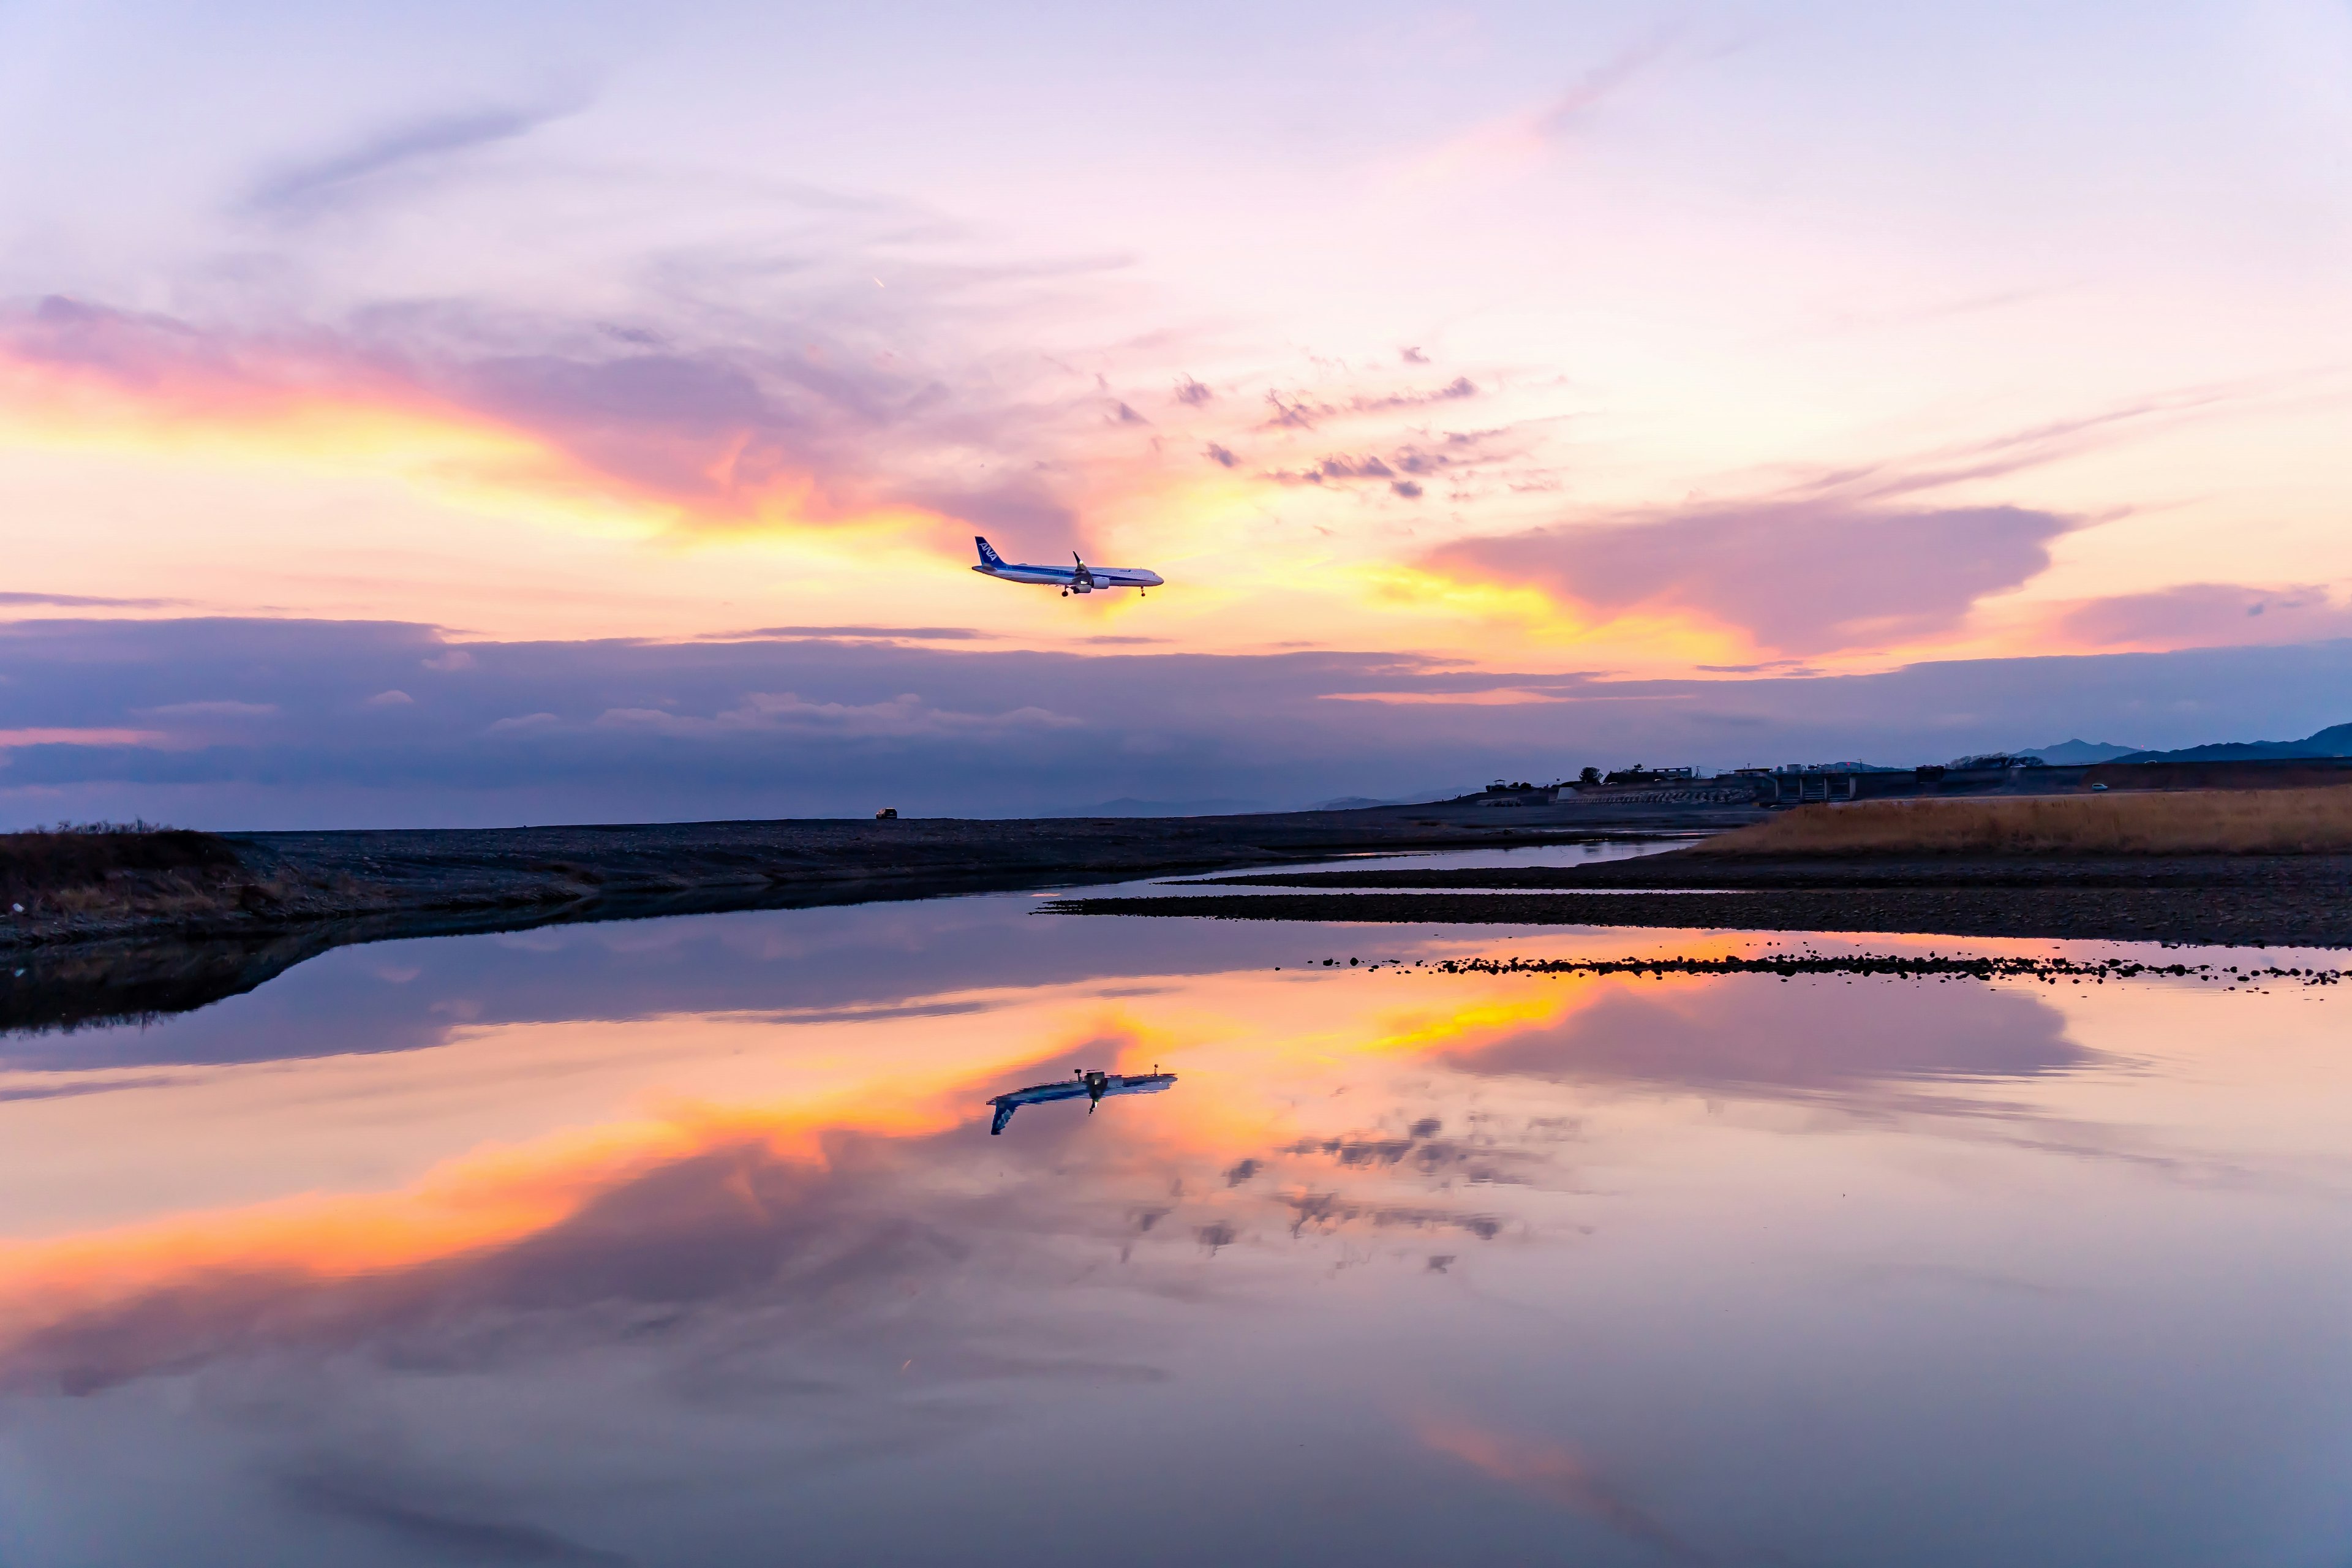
[0,854,2346,1565]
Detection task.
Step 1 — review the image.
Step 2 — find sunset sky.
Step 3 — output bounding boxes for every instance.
[2,0,2348,823]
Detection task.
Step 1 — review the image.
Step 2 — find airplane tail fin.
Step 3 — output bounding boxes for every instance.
[975,537,1005,569]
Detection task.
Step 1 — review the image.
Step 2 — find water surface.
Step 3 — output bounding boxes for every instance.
[0,864,2346,1566]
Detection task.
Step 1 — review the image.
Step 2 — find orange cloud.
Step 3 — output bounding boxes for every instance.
[0,297,961,548]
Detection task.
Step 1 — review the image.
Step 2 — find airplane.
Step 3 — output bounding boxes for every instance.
[988,1066,1177,1135]
[973,537,1164,598]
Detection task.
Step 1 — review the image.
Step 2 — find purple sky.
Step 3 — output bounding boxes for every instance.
[1,0,2347,821]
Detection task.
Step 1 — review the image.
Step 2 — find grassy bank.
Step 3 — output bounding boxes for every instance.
[0,823,247,911]
[1698,787,2352,856]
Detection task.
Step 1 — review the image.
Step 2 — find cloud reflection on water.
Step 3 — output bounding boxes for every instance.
[0,924,2107,1400]
[1447,974,2094,1101]
[0,902,2343,1566]
[0,1076,1525,1401]
[0,894,1310,1071]
[1421,1419,1705,1564]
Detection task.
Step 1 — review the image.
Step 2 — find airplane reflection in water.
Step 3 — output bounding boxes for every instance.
[989,1067,1176,1134]
[3,899,2351,1568]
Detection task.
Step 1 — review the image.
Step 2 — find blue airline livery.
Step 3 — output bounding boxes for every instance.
[973,536,1164,597]
[988,1067,1177,1134]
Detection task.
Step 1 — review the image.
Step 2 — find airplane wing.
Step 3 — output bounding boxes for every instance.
[986,1077,1090,1134]
[1098,1072,1176,1099]
[994,1080,1090,1106]
[1085,567,1164,588]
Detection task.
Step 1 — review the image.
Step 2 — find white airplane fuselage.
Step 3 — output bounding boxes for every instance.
[972,536,1163,595]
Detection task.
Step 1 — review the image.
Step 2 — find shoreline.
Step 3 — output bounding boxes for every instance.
[1,801,1747,954]
[1049,848,2352,948]
[0,801,1755,1034]
[1041,887,2352,948]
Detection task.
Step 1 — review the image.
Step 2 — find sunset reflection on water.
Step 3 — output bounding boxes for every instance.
[0,886,2347,1566]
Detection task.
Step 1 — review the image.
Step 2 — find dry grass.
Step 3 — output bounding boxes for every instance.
[0,823,243,912]
[1699,787,2352,856]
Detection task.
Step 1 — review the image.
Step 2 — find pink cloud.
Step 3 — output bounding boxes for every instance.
[1391,33,1677,189]
[0,728,165,748]
[0,293,1066,546]
[1425,503,2071,656]
[1420,1419,1702,1561]
[2057,582,2352,650]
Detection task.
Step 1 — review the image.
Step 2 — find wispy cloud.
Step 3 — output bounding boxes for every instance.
[0,727,167,749]
[703,625,1000,643]
[244,101,584,217]
[1256,377,1479,431]
[0,592,183,609]
[137,700,278,718]
[584,691,1084,739]
[1775,384,2252,508]
[1390,31,1679,189]
[1321,687,1577,706]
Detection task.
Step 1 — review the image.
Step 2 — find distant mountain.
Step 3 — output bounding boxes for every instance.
[2116,722,2352,764]
[1308,791,1452,810]
[2023,739,2144,765]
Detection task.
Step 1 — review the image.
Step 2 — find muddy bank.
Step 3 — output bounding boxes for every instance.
[1042,886,2352,947]
[1182,851,2352,894]
[1050,853,2352,948]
